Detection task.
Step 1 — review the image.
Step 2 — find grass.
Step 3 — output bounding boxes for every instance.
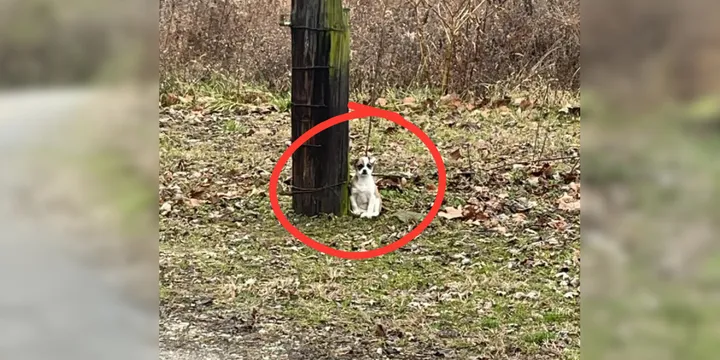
[159,82,581,359]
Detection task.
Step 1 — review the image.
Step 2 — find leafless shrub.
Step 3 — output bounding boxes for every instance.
[160,0,580,95]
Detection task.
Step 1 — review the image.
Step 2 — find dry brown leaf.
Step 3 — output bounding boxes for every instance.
[463,205,489,221]
[402,96,415,105]
[376,177,404,191]
[486,199,503,211]
[491,96,511,108]
[163,93,179,106]
[519,99,533,110]
[440,93,460,104]
[189,187,205,199]
[557,193,580,211]
[438,206,464,220]
[531,163,554,178]
[374,324,387,338]
[562,170,579,183]
[569,182,580,193]
[449,149,462,160]
[512,213,527,223]
[549,218,568,231]
[376,98,388,107]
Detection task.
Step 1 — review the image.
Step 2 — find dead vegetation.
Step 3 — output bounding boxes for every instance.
[160,0,579,95]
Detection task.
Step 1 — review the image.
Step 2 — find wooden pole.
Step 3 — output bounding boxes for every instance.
[286,0,350,216]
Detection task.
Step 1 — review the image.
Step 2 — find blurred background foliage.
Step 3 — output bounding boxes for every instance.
[582,0,720,358]
[0,0,156,87]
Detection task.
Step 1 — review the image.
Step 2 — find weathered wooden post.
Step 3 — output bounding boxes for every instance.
[281,0,350,216]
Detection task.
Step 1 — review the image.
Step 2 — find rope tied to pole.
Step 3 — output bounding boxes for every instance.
[364,114,374,157]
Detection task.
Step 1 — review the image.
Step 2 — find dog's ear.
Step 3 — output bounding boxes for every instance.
[369,157,376,165]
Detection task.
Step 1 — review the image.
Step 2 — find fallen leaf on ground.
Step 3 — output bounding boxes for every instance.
[494,225,508,234]
[561,170,579,183]
[438,206,464,220]
[163,93,179,106]
[463,205,489,221]
[438,204,489,223]
[512,213,527,223]
[440,93,460,104]
[374,324,387,338]
[449,149,462,160]
[557,193,580,211]
[513,97,534,110]
[530,163,554,178]
[376,176,406,191]
[519,99,533,110]
[549,218,568,231]
[491,96,511,108]
[376,98,388,107]
[497,106,511,115]
[569,182,580,193]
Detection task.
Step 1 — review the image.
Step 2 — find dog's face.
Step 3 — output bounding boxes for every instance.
[355,156,376,176]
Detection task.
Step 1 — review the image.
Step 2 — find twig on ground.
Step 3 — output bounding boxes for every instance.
[485,154,579,172]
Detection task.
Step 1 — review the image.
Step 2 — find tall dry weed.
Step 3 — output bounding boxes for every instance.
[160,0,580,95]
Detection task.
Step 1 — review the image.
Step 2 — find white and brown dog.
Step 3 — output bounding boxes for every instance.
[350,156,381,218]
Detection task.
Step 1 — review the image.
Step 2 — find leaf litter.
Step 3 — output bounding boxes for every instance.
[159,92,581,359]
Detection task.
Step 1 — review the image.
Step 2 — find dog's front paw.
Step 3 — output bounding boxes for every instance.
[352,209,364,216]
[361,212,379,219]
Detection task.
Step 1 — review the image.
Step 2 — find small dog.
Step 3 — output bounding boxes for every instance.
[350,156,381,218]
